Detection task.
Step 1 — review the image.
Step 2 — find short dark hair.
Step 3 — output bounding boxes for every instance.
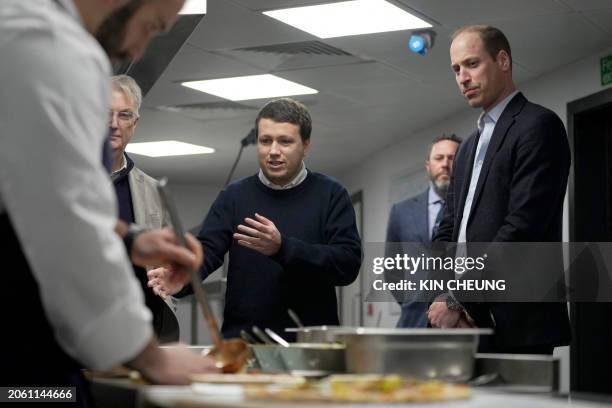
[452,25,512,69]
[255,98,312,142]
[426,134,462,160]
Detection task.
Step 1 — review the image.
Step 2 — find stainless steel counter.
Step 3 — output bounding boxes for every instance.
[140,387,612,408]
[87,350,602,408]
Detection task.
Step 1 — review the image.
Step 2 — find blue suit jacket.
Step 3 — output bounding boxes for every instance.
[386,189,430,328]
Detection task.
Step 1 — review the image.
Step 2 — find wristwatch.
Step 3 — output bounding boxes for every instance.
[123,223,146,255]
[443,293,464,312]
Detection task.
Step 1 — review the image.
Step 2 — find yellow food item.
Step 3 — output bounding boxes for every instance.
[246,375,471,403]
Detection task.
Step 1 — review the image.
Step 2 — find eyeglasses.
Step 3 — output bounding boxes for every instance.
[109,110,137,124]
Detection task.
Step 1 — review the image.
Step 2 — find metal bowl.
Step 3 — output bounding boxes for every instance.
[335,328,493,382]
[251,344,286,373]
[278,343,346,374]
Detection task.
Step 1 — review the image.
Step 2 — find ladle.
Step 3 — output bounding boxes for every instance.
[157,179,249,373]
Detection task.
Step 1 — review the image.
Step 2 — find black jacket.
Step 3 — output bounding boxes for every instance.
[434,92,571,350]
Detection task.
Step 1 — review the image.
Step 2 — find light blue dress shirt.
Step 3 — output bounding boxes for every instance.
[457,91,519,243]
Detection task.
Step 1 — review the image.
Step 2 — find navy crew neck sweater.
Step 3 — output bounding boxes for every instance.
[194,171,362,339]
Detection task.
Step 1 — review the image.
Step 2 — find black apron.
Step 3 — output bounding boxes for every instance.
[1,213,92,406]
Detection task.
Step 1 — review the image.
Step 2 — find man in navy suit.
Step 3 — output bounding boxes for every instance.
[428,25,571,354]
[386,134,461,327]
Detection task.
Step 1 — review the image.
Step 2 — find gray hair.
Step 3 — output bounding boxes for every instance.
[110,74,142,116]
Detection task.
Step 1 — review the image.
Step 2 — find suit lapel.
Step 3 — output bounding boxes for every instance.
[466,93,526,227]
[128,170,146,226]
[455,130,479,232]
[415,189,430,242]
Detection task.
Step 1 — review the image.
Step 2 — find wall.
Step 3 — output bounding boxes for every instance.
[170,183,222,230]
[338,46,612,393]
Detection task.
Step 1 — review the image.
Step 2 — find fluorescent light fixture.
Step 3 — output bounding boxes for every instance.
[179,0,206,15]
[126,141,214,157]
[263,0,431,39]
[181,74,318,101]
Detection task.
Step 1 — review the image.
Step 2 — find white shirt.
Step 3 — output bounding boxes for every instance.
[111,153,128,180]
[457,91,519,243]
[0,0,152,369]
[258,161,308,190]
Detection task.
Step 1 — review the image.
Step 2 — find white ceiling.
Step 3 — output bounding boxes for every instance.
[135,0,612,186]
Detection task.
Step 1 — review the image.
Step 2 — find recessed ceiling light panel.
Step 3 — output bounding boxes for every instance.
[126,141,214,157]
[263,0,431,39]
[181,74,318,101]
[179,0,206,15]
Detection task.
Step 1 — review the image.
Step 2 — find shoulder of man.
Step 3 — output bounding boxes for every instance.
[19,0,109,72]
[130,166,156,185]
[225,173,259,192]
[305,170,343,188]
[306,171,355,199]
[508,97,568,147]
[217,174,262,204]
[394,189,429,211]
[520,98,564,125]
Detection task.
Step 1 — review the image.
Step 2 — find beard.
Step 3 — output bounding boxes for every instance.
[431,177,450,199]
[95,0,144,67]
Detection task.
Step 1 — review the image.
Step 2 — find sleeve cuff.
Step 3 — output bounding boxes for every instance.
[270,235,293,266]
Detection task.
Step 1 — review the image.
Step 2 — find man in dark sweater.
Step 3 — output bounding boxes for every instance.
[149,98,362,339]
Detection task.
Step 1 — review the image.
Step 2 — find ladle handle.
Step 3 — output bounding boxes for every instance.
[288,309,304,328]
[157,178,223,349]
[189,269,223,348]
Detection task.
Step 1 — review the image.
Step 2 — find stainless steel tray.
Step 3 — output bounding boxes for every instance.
[335,328,493,382]
[285,325,352,343]
[474,353,560,392]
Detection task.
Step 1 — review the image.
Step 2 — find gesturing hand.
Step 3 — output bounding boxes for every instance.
[233,213,281,256]
[147,267,190,299]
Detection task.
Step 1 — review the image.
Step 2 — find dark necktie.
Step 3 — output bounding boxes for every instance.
[431,200,445,239]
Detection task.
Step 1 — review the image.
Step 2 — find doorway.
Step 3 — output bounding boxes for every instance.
[568,87,612,394]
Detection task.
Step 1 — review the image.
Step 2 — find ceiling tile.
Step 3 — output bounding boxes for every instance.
[581,9,612,35]
[396,0,571,26]
[163,44,264,81]
[188,0,314,51]
[558,0,612,11]
[230,0,340,12]
[493,13,612,73]
[325,28,456,86]
[277,61,420,97]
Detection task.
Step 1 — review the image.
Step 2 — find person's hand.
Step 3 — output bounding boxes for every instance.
[456,315,477,328]
[233,213,281,256]
[147,267,190,299]
[130,228,203,273]
[129,340,219,385]
[427,300,461,328]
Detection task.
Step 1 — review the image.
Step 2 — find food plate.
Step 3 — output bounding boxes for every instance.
[245,374,471,403]
[190,373,306,386]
